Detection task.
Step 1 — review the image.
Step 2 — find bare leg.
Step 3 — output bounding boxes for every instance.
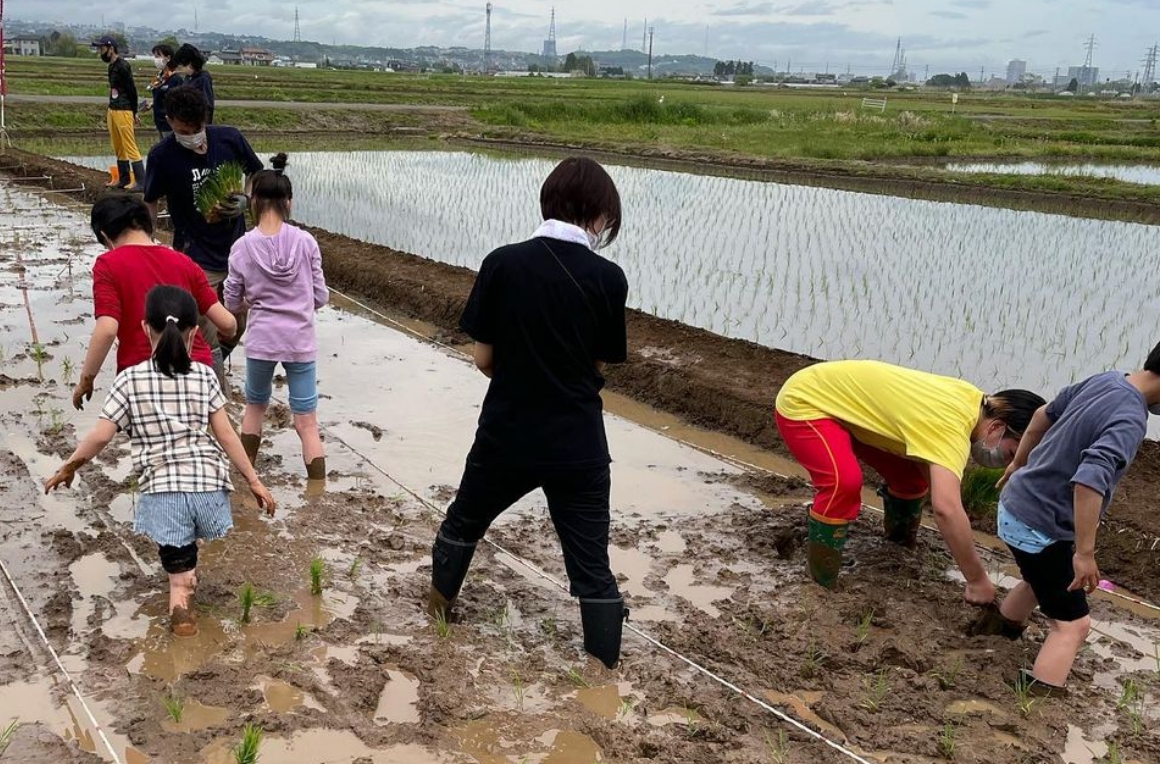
[241,403,268,438]
[168,569,198,637]
[999,581,1039,624]
[294,412,325,477]
[1031,616,1091,686]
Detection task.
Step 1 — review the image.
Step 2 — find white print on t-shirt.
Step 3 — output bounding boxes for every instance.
[191,167,213,198]
[111,88,119,99]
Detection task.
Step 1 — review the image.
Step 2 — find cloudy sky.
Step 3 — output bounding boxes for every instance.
[20,0,1160,77]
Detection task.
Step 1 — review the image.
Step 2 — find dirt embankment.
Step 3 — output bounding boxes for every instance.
[4,147,1158,605]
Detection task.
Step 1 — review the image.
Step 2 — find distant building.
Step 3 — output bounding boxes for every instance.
[4,37,42,56]
[208,50,243,65]
[542,39,557,60]
[1068,65,1099,88]
[241,47,276,66]
[1006,59,1027,85]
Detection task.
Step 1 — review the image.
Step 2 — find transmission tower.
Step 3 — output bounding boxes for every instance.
[890,37,901,76]
[622,18,627,51]
[293,7,301,43]
[647,26,655,79]
[484,3,493,72]
[1143,44,1158,91]
[541,7,557,60]
[1082,34,1097,70]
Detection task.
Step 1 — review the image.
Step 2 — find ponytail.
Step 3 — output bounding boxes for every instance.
[144,286,199,378]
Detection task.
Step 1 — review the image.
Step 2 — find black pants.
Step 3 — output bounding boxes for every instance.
[1008,541,1090,622]
[158,543,198,574]
[438,461,619,601]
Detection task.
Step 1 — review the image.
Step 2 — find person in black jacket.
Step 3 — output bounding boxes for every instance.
[427,157,631,669]
[90,35,144,191]
[142,44,184,138]
[171,44,215,124]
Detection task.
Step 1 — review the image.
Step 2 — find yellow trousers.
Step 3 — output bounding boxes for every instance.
[107,110,141,162]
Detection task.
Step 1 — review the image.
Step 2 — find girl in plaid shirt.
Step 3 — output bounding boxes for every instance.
[46,286,276,637]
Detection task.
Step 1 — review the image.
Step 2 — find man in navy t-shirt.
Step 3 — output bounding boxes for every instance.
[143,86,262,383]
[984,342,1160,694]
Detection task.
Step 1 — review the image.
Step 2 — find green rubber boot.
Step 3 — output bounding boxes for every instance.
[878,485,925,548]
[807,516,849,589]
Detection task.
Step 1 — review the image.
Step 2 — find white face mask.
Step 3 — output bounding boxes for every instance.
[175,131,207,151]
[154,57,166,70]
[970,431,1008,469]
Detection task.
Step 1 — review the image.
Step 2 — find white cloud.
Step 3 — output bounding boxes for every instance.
[17,0,1160,76]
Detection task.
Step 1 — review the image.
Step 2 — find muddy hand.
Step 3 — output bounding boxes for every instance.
[250,478,276,517]
[210,193,248,222]
[44,459,86,493]
[964,577,996,607]
[72,374,96,411]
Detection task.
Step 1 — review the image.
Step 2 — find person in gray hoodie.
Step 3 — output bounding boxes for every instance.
[224,153,329,479]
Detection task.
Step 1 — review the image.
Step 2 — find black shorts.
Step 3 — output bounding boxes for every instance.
[1007,541,1090,622]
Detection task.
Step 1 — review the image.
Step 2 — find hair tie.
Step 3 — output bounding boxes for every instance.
[166,315,179,324]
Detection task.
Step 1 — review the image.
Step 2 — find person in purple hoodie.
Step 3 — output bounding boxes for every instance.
[224,153,329,480]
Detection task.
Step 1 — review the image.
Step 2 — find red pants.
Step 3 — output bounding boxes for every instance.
[775,412,929,523]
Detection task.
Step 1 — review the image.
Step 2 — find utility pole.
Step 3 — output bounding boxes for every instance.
[484,3,492,73]
[979,65,985,84]
[642,19,647,52]
[622,18,627,51]
[647,26,655,79]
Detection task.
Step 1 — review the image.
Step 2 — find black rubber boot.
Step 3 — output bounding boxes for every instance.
[1018,669,1067,698]
[878,485,925,548]
[580,598,627,669]
[108,160,130,188]
[968,603,1027,640]
[126,161,146,192]
[428,533,477,621]
[240,433,261,466]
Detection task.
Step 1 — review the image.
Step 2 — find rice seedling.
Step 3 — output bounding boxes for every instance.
[237,583,276,624]
[294,623,310,641]
[309,557,326,595]
[1012,675,1040,718]
[510,670,526,710]
[854,610,874,648]
[764,728,789,764]
[29,342,48,380]
[617,698,636,719]
[162,694,184,724]
[1117,679,1140,710]
[565,667,588,688]
[60,356,75,385]
[801,640,827,678]
[0,719,18,754]
[232,723,263,764]
[930,656,965,690]
[45,408,65,435]
[431,606,451,639]
[538,617,558,640]
[938,722,958,760]
[859,670,891,712]
[1128,702,1144,737]
[1101,742,1124,764]
[195,162,247,220]
[960,467,1004,518]
[347,557,363,579]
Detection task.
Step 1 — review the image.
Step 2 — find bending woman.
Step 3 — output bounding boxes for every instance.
[775,360,1044,602]
[428,157,630,669]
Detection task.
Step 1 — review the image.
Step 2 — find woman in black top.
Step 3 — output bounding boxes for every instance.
[143,44,184,138]
[428,157,630,669]
[171,44,215,124]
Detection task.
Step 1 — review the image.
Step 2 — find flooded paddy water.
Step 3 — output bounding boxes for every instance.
[6,170,1158,762]
[945,162,1160,186]
[61,151,1160,401]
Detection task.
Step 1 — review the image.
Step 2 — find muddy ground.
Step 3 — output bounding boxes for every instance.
[1,166,1159,764]
[2,146,1159,605]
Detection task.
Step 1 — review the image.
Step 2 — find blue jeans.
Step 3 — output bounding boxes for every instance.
[245,359,318,414]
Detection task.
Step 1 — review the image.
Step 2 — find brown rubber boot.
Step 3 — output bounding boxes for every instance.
[170,606,198,637]
[427,586,454,622]
[306,457,326,481]
[240,433,261,466]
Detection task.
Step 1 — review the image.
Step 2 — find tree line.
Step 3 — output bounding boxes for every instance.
[714,60,756,77]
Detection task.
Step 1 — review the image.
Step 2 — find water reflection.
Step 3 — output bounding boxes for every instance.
[946,161,1160,186]
[62,151,1160,395]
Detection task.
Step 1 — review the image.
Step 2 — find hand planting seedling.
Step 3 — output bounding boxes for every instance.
[309,556,326,596]
[195,162,248,223]
[232,723,263,764]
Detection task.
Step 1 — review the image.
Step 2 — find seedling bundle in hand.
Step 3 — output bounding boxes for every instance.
[196,162,247,222]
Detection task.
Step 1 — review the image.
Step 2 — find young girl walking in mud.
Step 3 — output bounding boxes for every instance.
[224,153,329,480]
[46,286,275,637]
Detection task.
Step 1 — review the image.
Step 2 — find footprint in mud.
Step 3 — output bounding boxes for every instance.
[351,421,385,441]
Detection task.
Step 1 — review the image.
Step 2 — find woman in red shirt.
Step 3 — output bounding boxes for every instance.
[72,196,237,410]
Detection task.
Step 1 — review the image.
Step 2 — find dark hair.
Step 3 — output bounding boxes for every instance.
[249,153,294,220]
[986,389,1047,437]
[91,194,154,245]
[171,43,206,71]
[165,86,208,126]
[540,157,622,247]
[152,44,175,59]
[145,286,198,378]
[1144,342,1160,374]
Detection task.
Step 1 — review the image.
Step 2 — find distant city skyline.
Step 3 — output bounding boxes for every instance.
[14,1,1160,78]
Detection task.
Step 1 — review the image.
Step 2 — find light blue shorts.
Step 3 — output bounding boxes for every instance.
[245,359,318,414]
[997,502,1056,555]
[135,491,233,548]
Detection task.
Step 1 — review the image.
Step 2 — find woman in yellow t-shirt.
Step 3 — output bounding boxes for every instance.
[775,360,1044,601]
